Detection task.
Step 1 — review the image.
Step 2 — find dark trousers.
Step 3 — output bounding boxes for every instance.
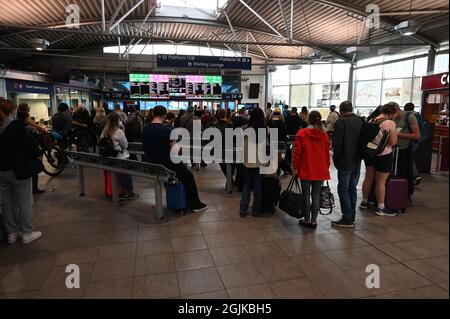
[32,174,40,192]
[337,163,361,222]
[398,147,415,197]
[240,168,263,214]
[300,180,322,223]
[166,162,202,208]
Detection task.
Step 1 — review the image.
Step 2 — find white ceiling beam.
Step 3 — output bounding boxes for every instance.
[277,0,291,40]
[110,0,145,32]
[109,0,127,29]
[248,31,268,58]
[238,0,286,40]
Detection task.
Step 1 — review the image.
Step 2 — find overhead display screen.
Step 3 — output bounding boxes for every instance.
[130,74,222,100]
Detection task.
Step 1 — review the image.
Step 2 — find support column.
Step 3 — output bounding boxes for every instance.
[264,61,269,109]
[427,48,436,74]
[348,64,355,103]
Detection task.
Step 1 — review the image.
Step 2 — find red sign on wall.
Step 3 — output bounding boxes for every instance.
[421,72,449,91]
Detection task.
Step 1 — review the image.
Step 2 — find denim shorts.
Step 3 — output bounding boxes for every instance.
[365,153,393,173]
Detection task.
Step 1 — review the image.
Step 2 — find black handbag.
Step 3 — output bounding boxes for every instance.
[279,176,306,219]
[320,181,335,215]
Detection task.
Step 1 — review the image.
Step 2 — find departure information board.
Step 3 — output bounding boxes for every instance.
[130,74,222,100]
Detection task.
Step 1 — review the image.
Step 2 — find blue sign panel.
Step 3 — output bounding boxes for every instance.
[6,79,54,95]
[222,93,243,100]
[103,91,130,100]
[157,54,252,70]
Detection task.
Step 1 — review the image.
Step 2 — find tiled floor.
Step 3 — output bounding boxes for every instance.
[0,162,448,299]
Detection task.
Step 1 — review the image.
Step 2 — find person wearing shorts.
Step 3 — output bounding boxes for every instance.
[360,103,399,217]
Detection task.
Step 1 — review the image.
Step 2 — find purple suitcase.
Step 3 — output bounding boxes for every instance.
[385,148,408,212]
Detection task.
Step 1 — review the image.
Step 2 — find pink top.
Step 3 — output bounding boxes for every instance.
[377,119,396,156]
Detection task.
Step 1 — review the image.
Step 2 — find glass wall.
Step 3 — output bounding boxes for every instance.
[353,51,431,117]
[271,62,351,109]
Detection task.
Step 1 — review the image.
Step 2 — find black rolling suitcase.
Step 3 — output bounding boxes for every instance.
[261,175,281,214]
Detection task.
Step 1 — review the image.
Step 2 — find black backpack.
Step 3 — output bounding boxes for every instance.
[98,136,118,158]
[359,119,390,159]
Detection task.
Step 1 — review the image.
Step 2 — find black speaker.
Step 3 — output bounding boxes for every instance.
[249,83,260,99]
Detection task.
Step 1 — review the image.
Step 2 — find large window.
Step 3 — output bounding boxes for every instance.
[353,51,433,112]
[435,53,449,73]
[271,62,351,108]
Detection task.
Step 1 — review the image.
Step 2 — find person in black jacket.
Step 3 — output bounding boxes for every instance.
[268,107,292,175]
[0,98,43,244]
[331,101,364,228]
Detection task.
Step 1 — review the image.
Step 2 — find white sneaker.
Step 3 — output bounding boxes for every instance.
[21,231,42,244]
[7,232,21,244]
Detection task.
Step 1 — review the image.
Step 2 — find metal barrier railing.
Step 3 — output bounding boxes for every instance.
[65,151,177,219]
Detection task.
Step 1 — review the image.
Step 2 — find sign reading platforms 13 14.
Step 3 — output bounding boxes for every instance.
[157,54,252,70]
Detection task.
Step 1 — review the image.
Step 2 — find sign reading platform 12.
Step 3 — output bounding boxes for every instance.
[157,54,252,70]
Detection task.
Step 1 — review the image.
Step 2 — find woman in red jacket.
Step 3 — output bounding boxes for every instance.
[292,111,331,229]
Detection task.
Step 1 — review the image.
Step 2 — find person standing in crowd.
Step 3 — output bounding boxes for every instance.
[114,103,128,127]
[268,107,292,175]
[404,102,423,186]
[51,103,74,150]
[232,107,249,129]
[180,106,202,169]
[94,107,108,136]
[285,107,304,137]
[174,109,185,128]
[325,105,339,141]
[125,106,144,143]
[284,107,303,164]
[216,109,234,180]
[17,103,48,195]
[201,108,216,129]
[300,106,309,123]
[331,101,364,228]
[164,112,176,128]
[292,111,330,229]
[360,103,399,216]
[367,105,383,123]
[101,112,139,201]
[240,108,267,218]
[265,102,273,122]
[392,103,421,203]
[282,105,289,120]
[143,106,208,212]
[0,99,43,244]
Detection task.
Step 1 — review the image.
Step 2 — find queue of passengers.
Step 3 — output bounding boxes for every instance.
[0,98,423,245]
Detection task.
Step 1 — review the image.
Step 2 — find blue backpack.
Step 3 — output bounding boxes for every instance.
[405,111,426,143]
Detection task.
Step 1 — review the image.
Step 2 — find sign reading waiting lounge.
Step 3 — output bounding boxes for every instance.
[6,79,54,95]
[157,54,252,70]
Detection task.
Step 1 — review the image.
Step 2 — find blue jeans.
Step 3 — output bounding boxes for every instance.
[240,168,263,214]
[337,163,361,222]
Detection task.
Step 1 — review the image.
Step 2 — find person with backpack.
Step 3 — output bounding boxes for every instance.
[292,111,331,229]
[0,98,43,244]
[143,106,208,213]
[393,103,421,202]
[360,103,399,216]
[404,102,425,186]
[100,112,139,201]
[240,108,268,218]
[331,101,364,228]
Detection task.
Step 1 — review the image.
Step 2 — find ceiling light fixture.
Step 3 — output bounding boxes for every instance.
[395,0,421,36]
[394,20,421,36]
